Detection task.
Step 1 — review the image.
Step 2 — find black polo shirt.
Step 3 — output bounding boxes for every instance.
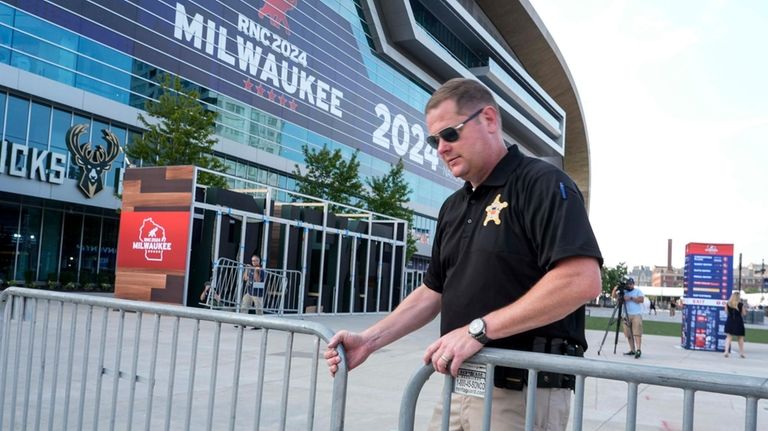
[423,145,603,351]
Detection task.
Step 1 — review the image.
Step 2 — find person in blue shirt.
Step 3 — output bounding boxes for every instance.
[612,278,644,358]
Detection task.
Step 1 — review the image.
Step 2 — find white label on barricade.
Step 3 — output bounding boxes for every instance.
[453,363,487,398]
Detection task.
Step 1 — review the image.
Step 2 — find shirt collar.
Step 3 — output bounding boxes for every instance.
[462,145,524,194]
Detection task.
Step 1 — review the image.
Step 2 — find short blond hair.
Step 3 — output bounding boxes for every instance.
[425,78,499,118]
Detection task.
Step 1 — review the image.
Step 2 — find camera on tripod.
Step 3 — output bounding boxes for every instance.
[616,277,634,298]
[598,276,636,355]
[616,280,627,296]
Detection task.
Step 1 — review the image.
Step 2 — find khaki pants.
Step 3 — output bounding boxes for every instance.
[428,386,571,431]
[240,293,263,315]
[623,314,643,336]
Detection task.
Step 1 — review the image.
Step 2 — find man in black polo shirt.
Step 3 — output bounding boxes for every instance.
[324,78,602,429]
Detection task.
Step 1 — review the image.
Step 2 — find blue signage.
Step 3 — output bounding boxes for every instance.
[681,243,733,351]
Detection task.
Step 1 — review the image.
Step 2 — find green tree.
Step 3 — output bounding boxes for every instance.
[365,159,417,259]
[292,144,364,209]
[127,74,226,187]
[601,262,628,296]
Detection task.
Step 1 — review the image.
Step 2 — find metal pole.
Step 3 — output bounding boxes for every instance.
[234,214,245,314]
[376,241,383,312]
[318,203,328,313]
[282,224,290,273]
[262,187,272,263]
[400,221,408,301]
[388,229,397,312]
[349,236,358,313]
[738,253,742,292]
[334,233,342,314]
[300,227,309,314]
[363,216,372,313]
[213,211,222,264]
[238,215,247,265]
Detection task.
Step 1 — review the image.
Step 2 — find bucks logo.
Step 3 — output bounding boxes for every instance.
[66,124,122,198]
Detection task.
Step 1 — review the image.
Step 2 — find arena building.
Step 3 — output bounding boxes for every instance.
[0,0,592,303]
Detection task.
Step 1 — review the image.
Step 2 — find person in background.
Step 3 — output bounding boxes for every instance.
[239,255,266,328]
[199,280,221,307]
[324,78,602,430]
[723,291,748,358]
[612,278,644,359]
[669,297,677,317]
[649,297,657,315]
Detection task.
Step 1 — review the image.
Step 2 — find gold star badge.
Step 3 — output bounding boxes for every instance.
[483,194,508,226]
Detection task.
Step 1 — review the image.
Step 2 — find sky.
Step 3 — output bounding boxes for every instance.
[527,0,768,270]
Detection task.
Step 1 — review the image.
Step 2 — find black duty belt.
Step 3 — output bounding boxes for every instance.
[494,337,584,391]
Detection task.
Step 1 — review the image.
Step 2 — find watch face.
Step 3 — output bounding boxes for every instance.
[469,318,484,335]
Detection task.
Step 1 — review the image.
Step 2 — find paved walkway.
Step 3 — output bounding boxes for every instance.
[305,308,768,430]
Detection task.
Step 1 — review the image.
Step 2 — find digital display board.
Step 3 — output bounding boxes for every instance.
[681,243,733,351]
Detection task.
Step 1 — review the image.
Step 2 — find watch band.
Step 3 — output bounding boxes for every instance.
[474,331,489,344]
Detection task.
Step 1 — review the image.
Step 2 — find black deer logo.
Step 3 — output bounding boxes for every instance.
[66,124,122,198]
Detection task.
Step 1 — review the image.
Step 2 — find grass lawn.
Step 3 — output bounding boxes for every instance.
[585,316,768,344]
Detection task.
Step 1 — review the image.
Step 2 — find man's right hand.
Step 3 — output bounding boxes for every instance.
[324,330,372,377]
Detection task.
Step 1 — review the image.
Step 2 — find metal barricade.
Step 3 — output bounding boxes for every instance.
[402,270,425,301]
[0,287,348,430]
[399,348,768,431]
[206,258,302,315]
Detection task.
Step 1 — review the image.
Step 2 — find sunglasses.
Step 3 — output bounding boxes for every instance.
[425,108,484,149]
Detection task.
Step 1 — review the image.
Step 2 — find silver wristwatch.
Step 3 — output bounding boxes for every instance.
[468,318,490,344]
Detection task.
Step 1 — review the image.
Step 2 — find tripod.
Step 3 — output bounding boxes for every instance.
[597,292,634,355]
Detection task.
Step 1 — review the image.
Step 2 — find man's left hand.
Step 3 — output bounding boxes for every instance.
[423,326,484,377]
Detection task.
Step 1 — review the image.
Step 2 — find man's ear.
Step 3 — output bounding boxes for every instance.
[482,106,500,133]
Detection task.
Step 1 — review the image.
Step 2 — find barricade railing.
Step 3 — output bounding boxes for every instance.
[399,347,768,431]
[206,257,303,315]
[0,287,348,431]
[402,270,425,301]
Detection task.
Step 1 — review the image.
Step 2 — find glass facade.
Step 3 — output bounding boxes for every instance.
[1,0,534,288]
[0,88,137,287]
[0,197,118,287]
[410,1,486,68]
[0,89,134,189]
[0,202,18,285]
[0,0,456,208]
[38,209,62,281]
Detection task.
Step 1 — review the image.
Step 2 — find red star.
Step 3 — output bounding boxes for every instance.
[255,84,265,96]
[288,99,298,110]
[243,79,253,91]
[267,89,276,101]
[278,94,287,106]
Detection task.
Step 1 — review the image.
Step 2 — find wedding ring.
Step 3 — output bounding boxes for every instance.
[439,354,452,363]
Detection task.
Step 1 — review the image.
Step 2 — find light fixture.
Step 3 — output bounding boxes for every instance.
[274,202,325,207]
[231,188,270,194]
[337,213,370,218]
